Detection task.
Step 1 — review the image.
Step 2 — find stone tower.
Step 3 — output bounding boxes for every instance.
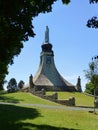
[75,76,82,92]
[33,26,76,91]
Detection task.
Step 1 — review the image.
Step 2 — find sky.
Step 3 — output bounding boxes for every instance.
[5,0,98,91]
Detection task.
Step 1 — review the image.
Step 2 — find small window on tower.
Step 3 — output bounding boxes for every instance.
[46,56,51,64]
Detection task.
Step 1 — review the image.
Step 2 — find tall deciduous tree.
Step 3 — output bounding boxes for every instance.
[84,58,98,94]
[0,0,57,90]
[0,0,71,90]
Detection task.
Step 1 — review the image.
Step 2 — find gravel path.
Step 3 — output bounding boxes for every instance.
[0,101,98,112]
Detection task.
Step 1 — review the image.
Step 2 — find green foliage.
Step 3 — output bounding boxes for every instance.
[87,16,98,28]
[62,0,98,29]
[85,82,94,94]
[87,1,98,28]
[18,80,25,89]
[0,0,57,89]
[91,74,98,86]
[89,0,98,4]
[7,78,18,92]
[84,61,96,81]
[84,60,98,94]
[0,63,8,90]
[62,0,70,4]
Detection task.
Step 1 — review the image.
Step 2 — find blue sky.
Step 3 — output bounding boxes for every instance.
[5,0,98,91]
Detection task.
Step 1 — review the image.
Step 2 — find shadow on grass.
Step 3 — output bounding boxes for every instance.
[0,104,81,130]
[0,92,21,103]
[0,103,40,130]
[8,123,81,130]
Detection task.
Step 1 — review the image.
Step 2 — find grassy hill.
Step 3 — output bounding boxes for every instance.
[0,91,94,107]
[0,91,59,105]
[0,91,98,130]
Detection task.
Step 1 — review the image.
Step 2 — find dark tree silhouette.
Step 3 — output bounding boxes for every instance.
[7,78,17,92]
[87,0,98,28]
[0,0,57,89]
[18,80,25,90]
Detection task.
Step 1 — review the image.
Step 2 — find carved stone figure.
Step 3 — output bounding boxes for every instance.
[76,76,82,92]
[45,26,49,43]
[29,74,34,89]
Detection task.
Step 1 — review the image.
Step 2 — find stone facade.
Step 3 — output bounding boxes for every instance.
[32,27,76,92]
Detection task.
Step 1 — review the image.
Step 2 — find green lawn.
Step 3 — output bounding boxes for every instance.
[0,91,98,130]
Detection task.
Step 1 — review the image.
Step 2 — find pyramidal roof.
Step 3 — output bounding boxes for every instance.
[33,26,76,91]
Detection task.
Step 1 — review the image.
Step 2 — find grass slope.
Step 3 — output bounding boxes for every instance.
[0,92,59,105]
[0,91,98,130]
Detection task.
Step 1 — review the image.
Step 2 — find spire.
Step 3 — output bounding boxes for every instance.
[42,26,53,54]
[45,26,49,43]
[76,76,82,92]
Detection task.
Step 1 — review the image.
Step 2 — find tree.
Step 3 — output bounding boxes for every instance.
[0,0,58,90]
[84,57,98,94]
[18,80,25,90]
[7,78,17,92]
[62,0,70,4]
[63,0,98,28]
[0,0,71,90]
[87,0,98,28]
[85,82,94,94]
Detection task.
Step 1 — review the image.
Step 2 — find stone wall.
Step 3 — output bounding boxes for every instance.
[56,97,75,106]
[31,88,46,97]
[30,89,75,106]
[43,92,58,101]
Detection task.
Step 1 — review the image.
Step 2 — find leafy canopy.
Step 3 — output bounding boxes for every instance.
[87,0,98,28]
[84,57,98,94]
[0,0,57,89]
[18,80,25,89]
[7,78,17,92]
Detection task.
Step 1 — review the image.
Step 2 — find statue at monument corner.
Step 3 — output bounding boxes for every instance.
[76,76,82,92]
[29,74,34,89]
[45,26,49,43]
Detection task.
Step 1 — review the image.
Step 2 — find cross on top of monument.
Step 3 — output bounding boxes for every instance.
[45,26,49,43]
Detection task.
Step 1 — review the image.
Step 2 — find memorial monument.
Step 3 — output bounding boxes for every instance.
[30,26,76,91]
